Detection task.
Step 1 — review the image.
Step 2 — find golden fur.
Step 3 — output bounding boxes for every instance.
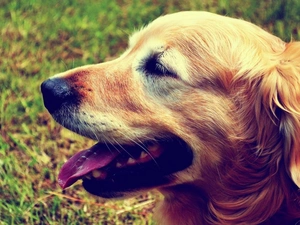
[44,12,300,224]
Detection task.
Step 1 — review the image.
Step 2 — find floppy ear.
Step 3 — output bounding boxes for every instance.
[262,42,300,187]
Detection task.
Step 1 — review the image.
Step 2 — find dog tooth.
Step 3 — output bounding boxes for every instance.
[92,170,106,179]
[140,151,148,159]
[116,162,123,168]
[148,144,159,152]
[92,170,101,178]
[148,144,163,157]
[127,157,136,165]
[148,145,161,154]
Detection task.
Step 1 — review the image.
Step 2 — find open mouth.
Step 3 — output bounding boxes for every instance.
[58,137,193,198]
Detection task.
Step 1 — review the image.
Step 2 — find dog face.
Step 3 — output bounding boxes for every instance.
[42,11,300,224]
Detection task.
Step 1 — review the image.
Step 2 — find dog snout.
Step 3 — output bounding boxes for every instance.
[41,78,77,113]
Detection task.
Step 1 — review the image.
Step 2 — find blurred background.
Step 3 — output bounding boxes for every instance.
[1,0,300,224]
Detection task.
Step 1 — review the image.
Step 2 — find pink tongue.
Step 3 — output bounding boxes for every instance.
[58,143,119,189]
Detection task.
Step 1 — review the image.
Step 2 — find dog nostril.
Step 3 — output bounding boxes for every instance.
[41,78,76,113]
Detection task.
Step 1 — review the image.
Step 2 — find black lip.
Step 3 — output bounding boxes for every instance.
[81,138,193,198]
[82,169,171,198]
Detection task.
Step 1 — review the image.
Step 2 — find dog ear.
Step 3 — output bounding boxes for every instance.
[262,42,300,188]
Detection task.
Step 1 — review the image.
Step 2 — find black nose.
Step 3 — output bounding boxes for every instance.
[41,78,77,113]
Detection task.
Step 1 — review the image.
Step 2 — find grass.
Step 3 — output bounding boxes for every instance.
[1,0,300,224]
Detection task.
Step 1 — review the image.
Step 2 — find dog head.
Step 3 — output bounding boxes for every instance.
[41,11,300,224]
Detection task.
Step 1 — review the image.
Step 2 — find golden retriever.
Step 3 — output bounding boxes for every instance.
[41,11,300,225]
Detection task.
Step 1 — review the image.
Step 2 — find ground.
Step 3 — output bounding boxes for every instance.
[1,0,300,224]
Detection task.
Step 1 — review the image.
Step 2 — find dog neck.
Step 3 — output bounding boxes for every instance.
[155,159,300,225]
[155,184,207,225]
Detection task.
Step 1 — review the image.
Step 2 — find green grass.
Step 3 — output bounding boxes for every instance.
[1,0,300,224]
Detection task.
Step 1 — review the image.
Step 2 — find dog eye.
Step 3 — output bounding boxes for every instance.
[143,56,176,77]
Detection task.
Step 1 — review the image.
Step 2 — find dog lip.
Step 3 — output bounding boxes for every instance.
[82,138,193,196]
[58,137,193,194]
[58,141,165,189]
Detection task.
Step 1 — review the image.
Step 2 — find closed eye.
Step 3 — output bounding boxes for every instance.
[142,56,176,77]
